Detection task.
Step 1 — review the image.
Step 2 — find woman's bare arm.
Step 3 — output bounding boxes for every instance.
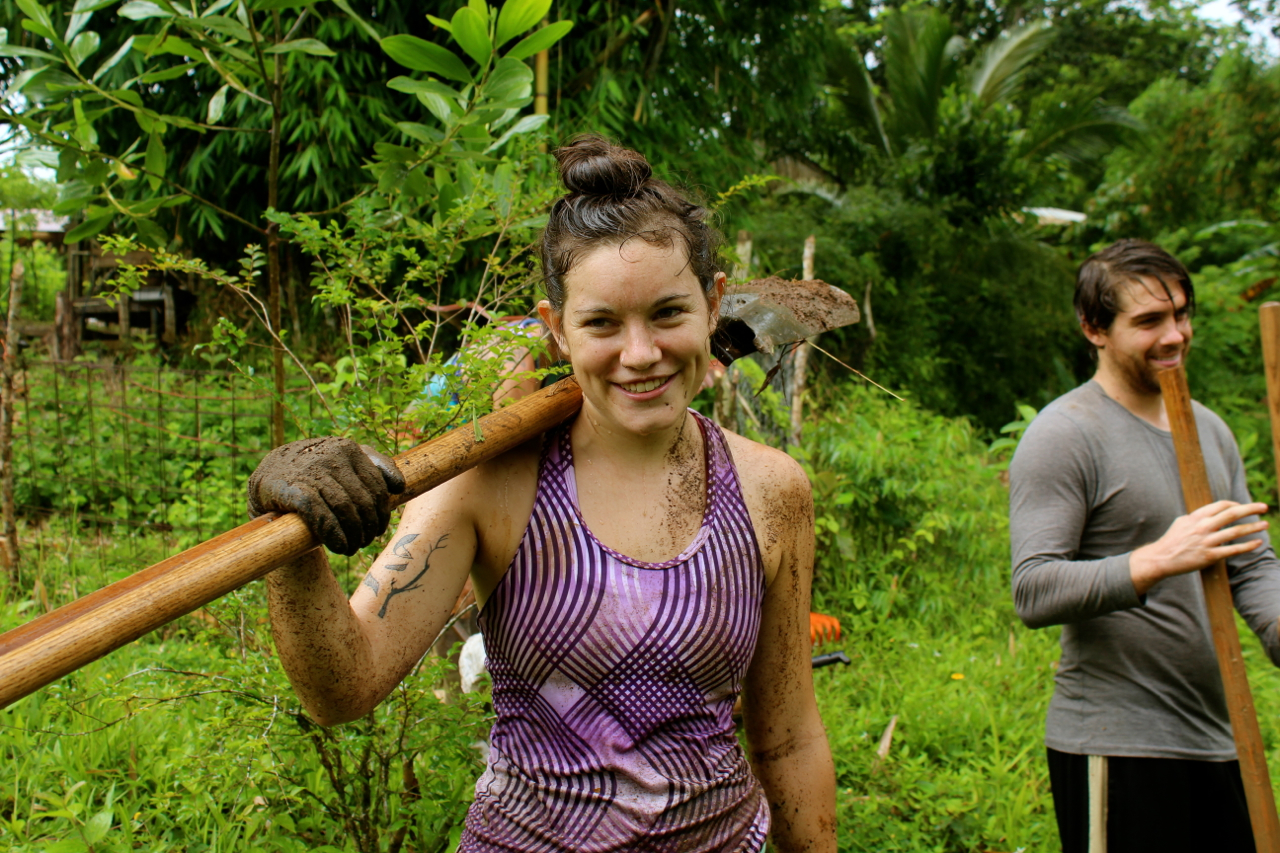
[267,475,482,726]
[738,444,837,852]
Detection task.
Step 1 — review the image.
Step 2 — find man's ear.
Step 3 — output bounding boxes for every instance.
[537,299,568,356]
[1080,319,1109,349]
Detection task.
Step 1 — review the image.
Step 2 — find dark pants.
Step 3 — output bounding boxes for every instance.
[1047,747,1255,853]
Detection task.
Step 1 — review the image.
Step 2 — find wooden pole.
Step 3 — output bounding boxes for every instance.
[0,377,584,710]
[1,240,23,581]
[1158,364,1280,851]
[789,235,816,446]
[1260,302,1280,505]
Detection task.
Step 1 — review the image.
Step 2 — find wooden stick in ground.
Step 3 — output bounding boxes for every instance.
[0,377,585,710]
[789,235,816,447]
[1158,364,1280,851]
[1,249,23,580]
[1260,302,1280,505]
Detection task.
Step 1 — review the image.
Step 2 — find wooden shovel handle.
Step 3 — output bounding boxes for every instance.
[0,377,583,710]
[1159,365,1280,851]
[1260,302,1280,504]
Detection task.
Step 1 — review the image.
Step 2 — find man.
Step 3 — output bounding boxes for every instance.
[1009,239,1280,852]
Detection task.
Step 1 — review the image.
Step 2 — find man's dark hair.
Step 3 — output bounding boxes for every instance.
[1074,239,1194,336]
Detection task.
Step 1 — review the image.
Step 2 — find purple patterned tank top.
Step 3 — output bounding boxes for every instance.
[461,410,769,853]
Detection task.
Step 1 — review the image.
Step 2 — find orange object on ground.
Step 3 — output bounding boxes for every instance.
[809,612,842,645]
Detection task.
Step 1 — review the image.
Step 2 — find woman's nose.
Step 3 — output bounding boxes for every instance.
[619,324,660,369]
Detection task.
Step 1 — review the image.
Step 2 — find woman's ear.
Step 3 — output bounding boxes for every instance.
[537,299,568,357]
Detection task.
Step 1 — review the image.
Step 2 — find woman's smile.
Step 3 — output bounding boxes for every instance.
[617,374,673,397]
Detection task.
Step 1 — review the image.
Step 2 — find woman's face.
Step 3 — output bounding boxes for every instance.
[540,238,723,438]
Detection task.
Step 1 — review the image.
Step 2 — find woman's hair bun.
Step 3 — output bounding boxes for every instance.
[555,135,652,197]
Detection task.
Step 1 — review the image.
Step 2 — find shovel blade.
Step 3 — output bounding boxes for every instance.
[713,277,860,364]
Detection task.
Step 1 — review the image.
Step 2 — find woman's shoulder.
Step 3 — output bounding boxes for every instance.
[717,427,813,570]
[718,428,810,496]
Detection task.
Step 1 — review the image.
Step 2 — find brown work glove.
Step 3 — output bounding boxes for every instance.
[247,437,406,556]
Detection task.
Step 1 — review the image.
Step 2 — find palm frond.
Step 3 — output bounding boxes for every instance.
[968,20,1053,107]
[1021,98,1144,165]
[828,46,893,157]
[882,8,961,140]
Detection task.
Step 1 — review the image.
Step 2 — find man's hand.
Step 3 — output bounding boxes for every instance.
[248,437,406,556]
[1130,500,1269,596]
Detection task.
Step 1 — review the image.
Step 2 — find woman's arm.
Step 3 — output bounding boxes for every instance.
[267,475,482,726]
[739,446,837,852]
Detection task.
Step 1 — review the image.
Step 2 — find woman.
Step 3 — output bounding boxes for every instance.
[253,136,836,852]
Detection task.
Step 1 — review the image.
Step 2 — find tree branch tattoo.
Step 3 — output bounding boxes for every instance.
[374,533,449,619]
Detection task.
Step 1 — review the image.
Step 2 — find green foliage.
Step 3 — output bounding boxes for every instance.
[0,0,567,260]
[0,237,64,323]
[794,380,1072,849]
[734,187,1085,430]
[544,0,833,190]
[93,141,558,456]
[11,355,273,548]
[1088,53,1280,260]
[798,383,1011,629]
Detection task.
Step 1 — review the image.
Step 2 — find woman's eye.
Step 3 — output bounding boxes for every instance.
[655,307,683,320]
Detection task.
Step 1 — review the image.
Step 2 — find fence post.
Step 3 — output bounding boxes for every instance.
[1,246,23,580]
[788,235,817,447]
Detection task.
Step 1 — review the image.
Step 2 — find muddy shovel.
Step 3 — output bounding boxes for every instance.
[0,279,859,709]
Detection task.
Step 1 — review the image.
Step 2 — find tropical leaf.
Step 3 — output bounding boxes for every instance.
[495,0,552,48]
[881,8,963,140]
[265,38,337,56]
[504,20,572,62]
[1020,96,1143,165]
[91,35,132,81]
[387,76,462,99]
[828,46,892,158]
[118,0,173,19]
[191,14,253,42]
[0,43,58,60]
[381,35,472,83]
[967,21,1053,108]
[483,56,532,103]
[328,0,378,40]
[451,6,492,67]
[486,113,548,152]
[206,83,229,123]
[69,30,100,66]
[65,212,114,242]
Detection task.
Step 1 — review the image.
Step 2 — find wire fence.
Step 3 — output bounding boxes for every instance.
[6,353,799,586]
[12,360,319,564]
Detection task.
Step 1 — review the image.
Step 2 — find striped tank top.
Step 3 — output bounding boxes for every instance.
[461,410,769,853]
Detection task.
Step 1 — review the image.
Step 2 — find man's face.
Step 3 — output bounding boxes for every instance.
[1084,276,1192,395]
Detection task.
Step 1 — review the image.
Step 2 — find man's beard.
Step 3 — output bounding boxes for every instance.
[1117,344,1188,395]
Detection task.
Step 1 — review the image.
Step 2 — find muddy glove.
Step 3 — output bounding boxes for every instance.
[247,437,406,556]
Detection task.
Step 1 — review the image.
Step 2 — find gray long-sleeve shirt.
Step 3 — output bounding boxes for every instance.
[1010,380,1280,760]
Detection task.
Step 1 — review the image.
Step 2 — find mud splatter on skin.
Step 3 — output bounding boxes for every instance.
[657,414,706,558]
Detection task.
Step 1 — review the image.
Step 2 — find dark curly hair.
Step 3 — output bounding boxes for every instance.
[539,135,722,312]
